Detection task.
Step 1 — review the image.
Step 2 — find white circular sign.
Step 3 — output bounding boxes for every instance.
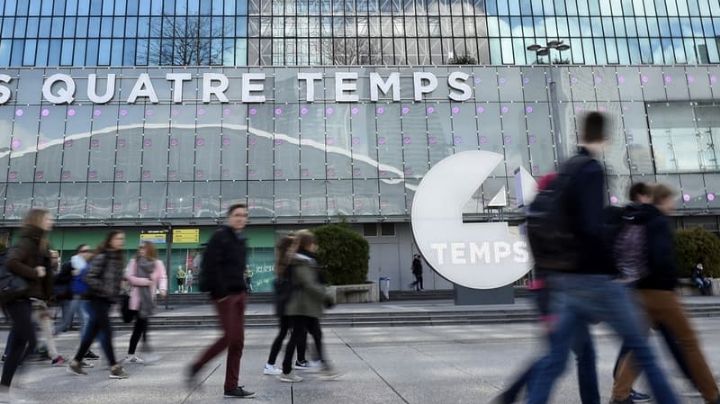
[411,151,533,289]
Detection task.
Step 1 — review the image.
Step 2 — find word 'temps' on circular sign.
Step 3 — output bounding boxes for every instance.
[411,150,533,290]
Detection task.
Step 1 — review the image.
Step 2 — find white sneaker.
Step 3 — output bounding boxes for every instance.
[124,355,144,364]
[263,364,282,376]
[142,354,160,364]
[319,366,342,381]
[278,372,303,383]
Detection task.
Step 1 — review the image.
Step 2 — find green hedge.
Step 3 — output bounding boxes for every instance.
[674,227,720,278]
[313,223,369,286]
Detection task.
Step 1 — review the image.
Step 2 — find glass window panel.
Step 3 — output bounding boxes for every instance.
[194,182,221,218]
[248,181,273,218]
[111,182,140,219]
[166,182,193,218]
[5,184,34,220]
[58,183,87,220]
[275,181,300,217]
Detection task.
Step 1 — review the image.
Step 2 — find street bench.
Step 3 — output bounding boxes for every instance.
[333,283,379,304]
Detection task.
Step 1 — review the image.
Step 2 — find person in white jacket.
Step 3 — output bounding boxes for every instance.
[123,241,167,363]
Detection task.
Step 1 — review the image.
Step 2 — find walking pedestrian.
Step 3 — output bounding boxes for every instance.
[410,254,423,291]
[67,230,128,379]
[492,173,598,404]
[123,241,167,364]
[30,249,64,365]
[1,208,54,398]
[523,112,677,404]
[69,244,101,362]
[279,230,339,383]
[186,203,255,399]
[263,235,308,376]
[610,184,720,404]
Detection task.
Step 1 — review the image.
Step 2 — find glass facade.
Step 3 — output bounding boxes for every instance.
[1,65,720,226]
[0,0,719,67]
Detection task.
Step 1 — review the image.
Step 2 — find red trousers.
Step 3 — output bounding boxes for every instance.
[192,293,247,392]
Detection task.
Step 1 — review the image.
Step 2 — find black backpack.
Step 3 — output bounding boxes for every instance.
[0,249,29,303]
[526,154,593,272]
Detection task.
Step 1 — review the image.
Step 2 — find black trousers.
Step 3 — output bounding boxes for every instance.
[128,316,149,355]
[282,316,324,374]
[412,274,424,291]
[267,316,305,366]
[1,300,36,387]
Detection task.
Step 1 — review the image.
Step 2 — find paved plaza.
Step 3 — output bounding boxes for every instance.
[3,306,720,404]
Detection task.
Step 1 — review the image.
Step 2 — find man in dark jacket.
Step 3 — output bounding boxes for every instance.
[524,112,677,404]
[611,184,720,404]
[187,203,255,399]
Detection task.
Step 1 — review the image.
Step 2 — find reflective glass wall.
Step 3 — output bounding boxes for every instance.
[1,0,719,67]
[2,65,720,226]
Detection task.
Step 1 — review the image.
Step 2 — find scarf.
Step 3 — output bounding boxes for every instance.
[136,256,156,318]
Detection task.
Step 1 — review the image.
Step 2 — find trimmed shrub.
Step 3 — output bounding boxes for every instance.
[313,223,369,286]
[674,227,720,278]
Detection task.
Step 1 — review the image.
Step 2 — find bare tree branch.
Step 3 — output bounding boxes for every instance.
[149,14,235,66]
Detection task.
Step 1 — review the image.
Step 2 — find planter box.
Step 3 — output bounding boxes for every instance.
[330,283,379,304]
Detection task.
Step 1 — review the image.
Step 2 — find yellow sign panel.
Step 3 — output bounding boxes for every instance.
[140,230,167,244]
[173,229,199,244]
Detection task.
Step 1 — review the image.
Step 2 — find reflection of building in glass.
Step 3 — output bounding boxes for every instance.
[0,1,719,293]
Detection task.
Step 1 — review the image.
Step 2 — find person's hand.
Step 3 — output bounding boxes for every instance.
[35,266,46,278]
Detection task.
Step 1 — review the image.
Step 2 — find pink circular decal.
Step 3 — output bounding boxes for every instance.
[94,109,102,117]
[351,107,359,115]
[708,193,716,202]
[15,109,24,117]
[451,107,460,115]
[401,106,410,115]
[683,194,691,202]
[476,106,485,114]
[41,109,50,117]
[610,196,619,204]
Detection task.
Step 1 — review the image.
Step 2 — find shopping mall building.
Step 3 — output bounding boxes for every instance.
[0,0,719,293]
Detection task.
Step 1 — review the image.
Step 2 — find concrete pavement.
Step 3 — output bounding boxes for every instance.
[4,314,720,403]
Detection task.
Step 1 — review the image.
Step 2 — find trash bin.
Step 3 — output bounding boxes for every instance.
[379,277,391,301]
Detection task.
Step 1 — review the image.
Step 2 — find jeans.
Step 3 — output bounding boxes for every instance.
[74,299,117,367]
[55,297,83,334]
[502,292,599,404]
[1,300,36,387]
[526,274,678,404]
[191,293,247,392]
[267,316,305,366]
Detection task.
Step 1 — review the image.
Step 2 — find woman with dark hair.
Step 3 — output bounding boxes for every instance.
[279,230,339,383]
[262,235,307,376]
[123,241,167,364]
[68,230,129,379]
[1,208,54,396]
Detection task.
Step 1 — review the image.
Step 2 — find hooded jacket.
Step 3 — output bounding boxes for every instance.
[284,250,333,319]
[621,203,678,291]
[6,225,53,301]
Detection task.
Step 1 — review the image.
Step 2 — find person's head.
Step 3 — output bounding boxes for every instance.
[49,250,60,265]
[580,112,608,154]
[629,182,653,204]
[227,203,248,231]
[76,244,93,259]
[138,241,158,260]
[23,208,53,232]
[295,230,318,253]
[99,230,125,252]
[697,263,704,270]
[275,235,295,277]
[652,183,676,215]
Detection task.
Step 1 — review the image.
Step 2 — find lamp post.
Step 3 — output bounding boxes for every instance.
[527,40,571,163]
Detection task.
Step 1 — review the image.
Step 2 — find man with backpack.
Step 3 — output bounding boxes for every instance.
[523,112,677,404]
[610,184,720,404]
[187,203,255,399]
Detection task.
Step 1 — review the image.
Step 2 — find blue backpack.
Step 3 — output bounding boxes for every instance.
[71,263,90,296]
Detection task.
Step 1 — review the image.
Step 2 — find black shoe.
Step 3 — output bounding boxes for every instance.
[608,398,632,404]
[224,386,255,398]
[84,351,100,360]
[629,390,651,403]
[185,366,199,390]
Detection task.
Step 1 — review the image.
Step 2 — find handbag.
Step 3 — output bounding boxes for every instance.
[0,249,29,303]
[120,293,136,323]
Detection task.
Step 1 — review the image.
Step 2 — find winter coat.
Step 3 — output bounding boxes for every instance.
[84,250,125,302]
[125,258,168,311]
[631,204,679,291]
[6,225,53,301]
[202,226,248,299]
[284,251,333,319]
